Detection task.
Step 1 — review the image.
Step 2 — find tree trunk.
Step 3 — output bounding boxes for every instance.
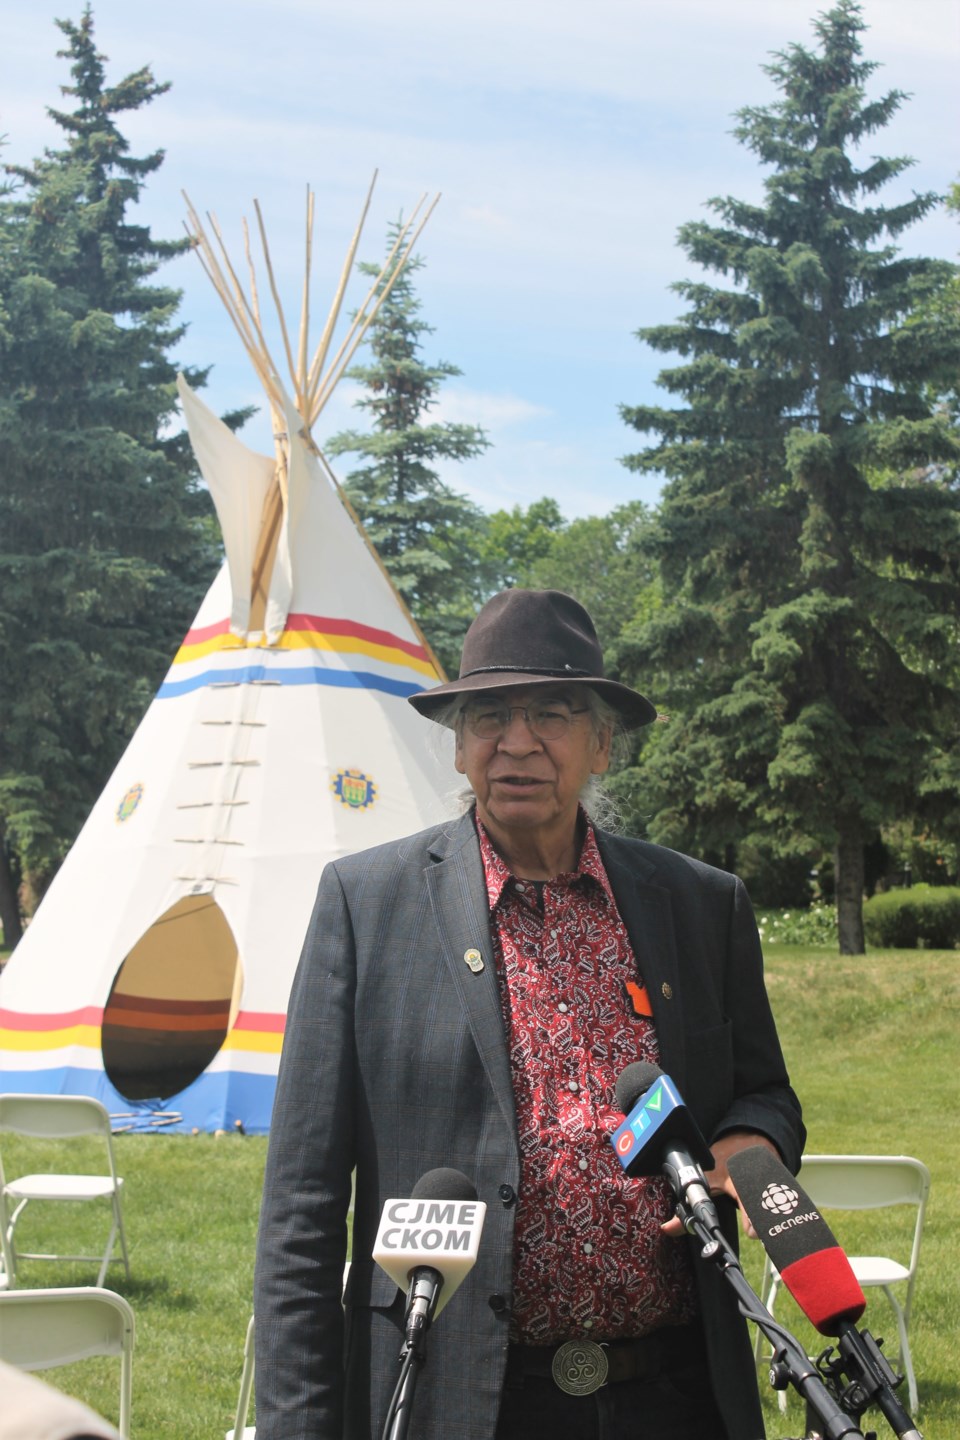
[834,818,865,955]
[0,826,24,952]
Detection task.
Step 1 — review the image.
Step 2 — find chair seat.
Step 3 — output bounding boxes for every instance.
[851,1256,910,1287]
[6,1175,123,1202]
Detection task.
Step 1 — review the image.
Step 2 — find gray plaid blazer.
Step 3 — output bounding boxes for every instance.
[254,811,804,1440]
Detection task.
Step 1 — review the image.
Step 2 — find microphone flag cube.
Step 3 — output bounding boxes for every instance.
[373,1197,486,1317]
[610,1072,714,1176]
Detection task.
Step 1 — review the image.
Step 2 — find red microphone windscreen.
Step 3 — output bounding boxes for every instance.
[780,1245,866,1335]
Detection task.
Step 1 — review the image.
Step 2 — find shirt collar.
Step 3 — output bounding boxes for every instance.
[474,807,615,913]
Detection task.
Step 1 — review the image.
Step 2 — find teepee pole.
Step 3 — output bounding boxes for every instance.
[307,197,422,406]
[304,170,378,414]
[183,177,445,671]
[309,194,441,425]
[254,200,299,404]
[297,186,314,406]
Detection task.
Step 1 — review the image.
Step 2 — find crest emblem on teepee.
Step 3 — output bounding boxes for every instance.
[331,769,378,811]
[0,178,453,1133]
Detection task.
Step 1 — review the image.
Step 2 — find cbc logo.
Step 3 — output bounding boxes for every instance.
[760,1181,800,1217]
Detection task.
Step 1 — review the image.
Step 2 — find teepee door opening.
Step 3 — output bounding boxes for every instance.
[102,895,242,1102]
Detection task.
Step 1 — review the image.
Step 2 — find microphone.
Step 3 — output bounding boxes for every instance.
[610,1061,721,1237]
[726,1146,866,1334]
[729,1147,922,1440]
[373,1168,486,1346]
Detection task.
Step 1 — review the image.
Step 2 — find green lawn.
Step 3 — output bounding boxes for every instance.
[1,944,957,1438]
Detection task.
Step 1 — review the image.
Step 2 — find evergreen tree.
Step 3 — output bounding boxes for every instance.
[620,1,960,952]
[474,497,566,595]
[0,10,220,943]
[325,229,490,675]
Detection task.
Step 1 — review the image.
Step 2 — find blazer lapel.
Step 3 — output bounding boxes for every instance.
[423,814,518,1145]
[598,835,689,1096]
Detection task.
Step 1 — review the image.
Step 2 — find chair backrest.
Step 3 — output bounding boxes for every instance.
[0,1094,123,1195]
[0,1094,114,1142]
[798,1154,930,1278]
[0,1287,135,1435]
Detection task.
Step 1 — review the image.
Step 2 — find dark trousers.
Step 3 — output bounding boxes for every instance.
[495,1333,730,1440]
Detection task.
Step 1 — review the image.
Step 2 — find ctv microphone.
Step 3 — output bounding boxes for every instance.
[611,1061,721,1237]
[373,1168,486,1345]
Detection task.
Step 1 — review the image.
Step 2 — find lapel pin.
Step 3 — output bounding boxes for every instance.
[463,948,485,973]
[661,982,673,1000]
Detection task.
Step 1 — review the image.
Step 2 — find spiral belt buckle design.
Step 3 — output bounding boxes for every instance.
[550,1339,609,1395]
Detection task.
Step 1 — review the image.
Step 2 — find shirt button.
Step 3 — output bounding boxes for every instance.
[583,1318,594,1329]
[498,1183,516,1207]
[558,1002,569,1013]
[567,1080,579,1093]
[578,1157,588,1171]
[584,1242,594,1255]
[515,882,526,892]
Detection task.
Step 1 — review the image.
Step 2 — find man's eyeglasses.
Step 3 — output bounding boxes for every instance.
[462,699,589,740]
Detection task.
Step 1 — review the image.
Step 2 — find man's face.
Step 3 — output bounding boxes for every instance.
[454,685,611,854]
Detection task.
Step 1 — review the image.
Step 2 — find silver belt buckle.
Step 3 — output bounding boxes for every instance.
[550,1339,609,1395]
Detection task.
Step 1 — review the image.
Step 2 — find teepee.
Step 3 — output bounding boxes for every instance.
[0,180,455,1133]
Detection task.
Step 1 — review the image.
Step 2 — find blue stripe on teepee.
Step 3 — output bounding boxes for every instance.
[157,665,425,700]
[1,1065,278,1134]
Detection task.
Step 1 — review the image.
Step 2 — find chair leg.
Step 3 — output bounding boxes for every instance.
[96,1213,120,1288]
[114,1193,132,1279]
[882,1288,917,1414]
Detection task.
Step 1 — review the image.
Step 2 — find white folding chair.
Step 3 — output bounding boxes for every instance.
[754,1154,930,1413]
[0,1286,135,1436]
[226,1314,257,1440]
[0,1094,131,1289]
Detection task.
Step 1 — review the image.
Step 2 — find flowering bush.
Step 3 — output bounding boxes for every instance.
[755,903,837,946]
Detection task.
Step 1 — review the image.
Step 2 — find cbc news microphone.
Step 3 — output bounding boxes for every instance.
[610,1061,722,1237]
[372,1168,486,1346]
[728,1146,922,1440]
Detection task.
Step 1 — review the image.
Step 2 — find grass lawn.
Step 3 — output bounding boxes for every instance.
[1,944,957,1438]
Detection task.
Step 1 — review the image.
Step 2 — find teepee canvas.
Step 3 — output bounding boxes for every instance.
[0,183,454,1133]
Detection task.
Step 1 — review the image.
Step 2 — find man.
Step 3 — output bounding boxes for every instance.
[254,588,804,1440]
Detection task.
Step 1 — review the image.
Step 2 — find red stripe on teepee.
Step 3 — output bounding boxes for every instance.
[285,614,428,662]
[182,617,233,645]
[0,1007,104,1030]
[233,1011,286,1033]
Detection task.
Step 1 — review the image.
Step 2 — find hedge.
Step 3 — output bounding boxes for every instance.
[863,886,960,949]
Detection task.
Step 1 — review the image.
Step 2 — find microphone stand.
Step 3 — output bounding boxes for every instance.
[816,1324,923,1440]
[382,1283,438,1440]
[672,1196,866,1440]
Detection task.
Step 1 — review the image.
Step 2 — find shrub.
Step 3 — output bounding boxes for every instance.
[755,903,838,946]
[863,886,960,949]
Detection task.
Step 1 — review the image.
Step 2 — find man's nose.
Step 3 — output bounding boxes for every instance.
[497,709,542,750]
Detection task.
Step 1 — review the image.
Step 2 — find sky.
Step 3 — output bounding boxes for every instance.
[2,0,958,520]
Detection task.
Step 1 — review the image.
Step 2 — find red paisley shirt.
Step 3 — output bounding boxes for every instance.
[476,813,697,1345]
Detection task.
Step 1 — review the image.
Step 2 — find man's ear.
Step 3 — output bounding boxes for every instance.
[591,725,612,776]
[454,731,466,775]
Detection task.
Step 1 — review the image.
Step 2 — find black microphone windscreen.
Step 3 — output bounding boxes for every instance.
[727,1146,866,1335]
[410,1168,477,1203]
[615,1061,663,1115]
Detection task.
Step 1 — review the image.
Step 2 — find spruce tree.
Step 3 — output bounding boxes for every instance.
[0,10,219,942]
[325,229,490,675]
[620,1,960,952]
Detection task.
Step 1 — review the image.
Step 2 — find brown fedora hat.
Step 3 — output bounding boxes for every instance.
[408,588,657,729]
